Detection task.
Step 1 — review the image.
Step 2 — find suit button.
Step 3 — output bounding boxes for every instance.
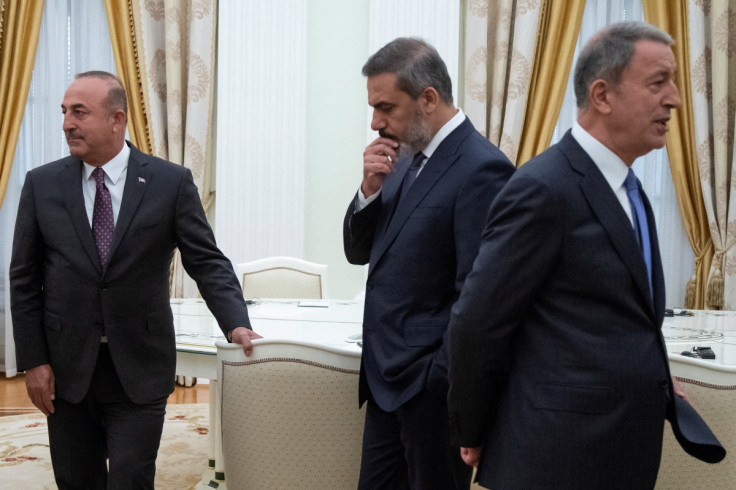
[660,379,669,388]
[366,282,374,290]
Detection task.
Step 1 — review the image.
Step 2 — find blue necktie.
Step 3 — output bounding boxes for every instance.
[624,169,652,293]
[400,152,426,198]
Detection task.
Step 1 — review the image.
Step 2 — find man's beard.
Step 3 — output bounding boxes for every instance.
[398,107,433,159]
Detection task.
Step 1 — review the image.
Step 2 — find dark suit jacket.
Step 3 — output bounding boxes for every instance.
[344,117,513,412]
[448,131,723,489]
[10,142,250,405]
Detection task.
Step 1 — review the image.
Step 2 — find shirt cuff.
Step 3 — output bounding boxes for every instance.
[355,186,381,212]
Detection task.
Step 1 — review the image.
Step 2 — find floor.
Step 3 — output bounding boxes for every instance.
[0,373,210,416]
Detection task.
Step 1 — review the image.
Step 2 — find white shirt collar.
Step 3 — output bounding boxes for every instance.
[82,143,130,184]
[571,120,629,191]
[421,108,465,159]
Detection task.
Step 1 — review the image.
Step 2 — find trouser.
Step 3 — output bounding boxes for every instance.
[47,344,167,490]
[357,385,472,490]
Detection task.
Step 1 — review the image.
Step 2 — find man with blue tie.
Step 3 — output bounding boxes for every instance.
[343,38,513,489]
[448,22,724,489]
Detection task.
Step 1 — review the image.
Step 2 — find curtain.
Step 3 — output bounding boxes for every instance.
[1,0,116,375]
[515,0,585,165]
[461,0,541,164]
[643,0,713,309]
[129,0,218,300]
[0,1,43,207]
[679,0,736,309]
[103,0,153,154]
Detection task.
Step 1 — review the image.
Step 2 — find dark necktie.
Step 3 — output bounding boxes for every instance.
[624,169,652,293]
[400,152,426,198]
[92,167,114,266]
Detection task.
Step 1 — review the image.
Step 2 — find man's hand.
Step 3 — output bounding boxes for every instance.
[25,364,55,416]
[229,327,263,356]
[672,375,689,401]
[361,137,399,197]
[460,446,481,467]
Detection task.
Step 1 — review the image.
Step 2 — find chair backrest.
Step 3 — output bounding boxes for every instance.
[655,378,735,489]
[217,340,364,490]
[235,256,328,299]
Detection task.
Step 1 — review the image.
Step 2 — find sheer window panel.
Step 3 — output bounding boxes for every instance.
[1,0,115,375]
[551,0,694,309]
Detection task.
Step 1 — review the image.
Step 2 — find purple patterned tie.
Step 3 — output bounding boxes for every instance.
[92,167,114,266]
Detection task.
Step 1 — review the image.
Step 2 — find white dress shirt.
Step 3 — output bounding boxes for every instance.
[356,108,467,210]
[570,121,635,227]
[82,143,130,227]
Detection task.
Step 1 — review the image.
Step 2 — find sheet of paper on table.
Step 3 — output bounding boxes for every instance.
[297,299,330,307]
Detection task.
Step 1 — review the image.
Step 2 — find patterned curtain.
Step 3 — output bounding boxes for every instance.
[104,0,153,154]
[0,0,44,207]
[687,1,736,309]
[516,0,585,166]
[461,0,584,166]
[131,0,218,299]
[462,0,541,165]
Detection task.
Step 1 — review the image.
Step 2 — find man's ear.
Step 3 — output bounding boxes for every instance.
[112,110,127,133]
[420,86,440,114]
[588,79,613,115]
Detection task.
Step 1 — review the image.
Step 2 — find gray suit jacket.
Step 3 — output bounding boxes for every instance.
[10,142,250,404]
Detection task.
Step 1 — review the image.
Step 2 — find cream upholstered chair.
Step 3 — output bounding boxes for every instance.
[654,378,735,489]
[217,339,364,489]
[235,256,328,299]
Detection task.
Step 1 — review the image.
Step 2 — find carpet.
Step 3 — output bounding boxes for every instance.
[0,403,210,489]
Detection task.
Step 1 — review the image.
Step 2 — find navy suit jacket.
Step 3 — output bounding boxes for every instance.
[448,132,724,489]
[344,117,513,412]
[10,142,250,404]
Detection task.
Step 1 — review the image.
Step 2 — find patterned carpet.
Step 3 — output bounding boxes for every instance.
[0,403,210,489]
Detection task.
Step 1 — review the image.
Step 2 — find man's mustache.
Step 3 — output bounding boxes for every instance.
[378,129,398,142]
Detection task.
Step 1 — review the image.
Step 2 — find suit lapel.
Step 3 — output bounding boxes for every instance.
[369,118,473,270]
[60,159,102,275]
[560,133,656,318]
[643,190,666,325]
[107,145,151,265]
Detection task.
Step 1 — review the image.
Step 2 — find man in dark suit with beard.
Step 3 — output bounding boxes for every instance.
[343,38,513,489]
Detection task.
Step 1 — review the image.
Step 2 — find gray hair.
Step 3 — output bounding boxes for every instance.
[76,70,128,117]
[362,37,453,105]
[574,22,674,108]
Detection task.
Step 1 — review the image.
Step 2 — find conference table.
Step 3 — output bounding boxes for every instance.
[172,298,363,489]
[174,301,735,488]
[661,309,736,385]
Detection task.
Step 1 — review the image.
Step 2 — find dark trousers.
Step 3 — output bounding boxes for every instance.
[358,385,472,490]
[47,344,167,490]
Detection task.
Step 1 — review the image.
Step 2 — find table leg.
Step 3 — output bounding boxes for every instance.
[194,379,226,489]
[213,378,226,486]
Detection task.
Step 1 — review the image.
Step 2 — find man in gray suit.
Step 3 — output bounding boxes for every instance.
[448,22,723,489]
[10,71,260,489]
